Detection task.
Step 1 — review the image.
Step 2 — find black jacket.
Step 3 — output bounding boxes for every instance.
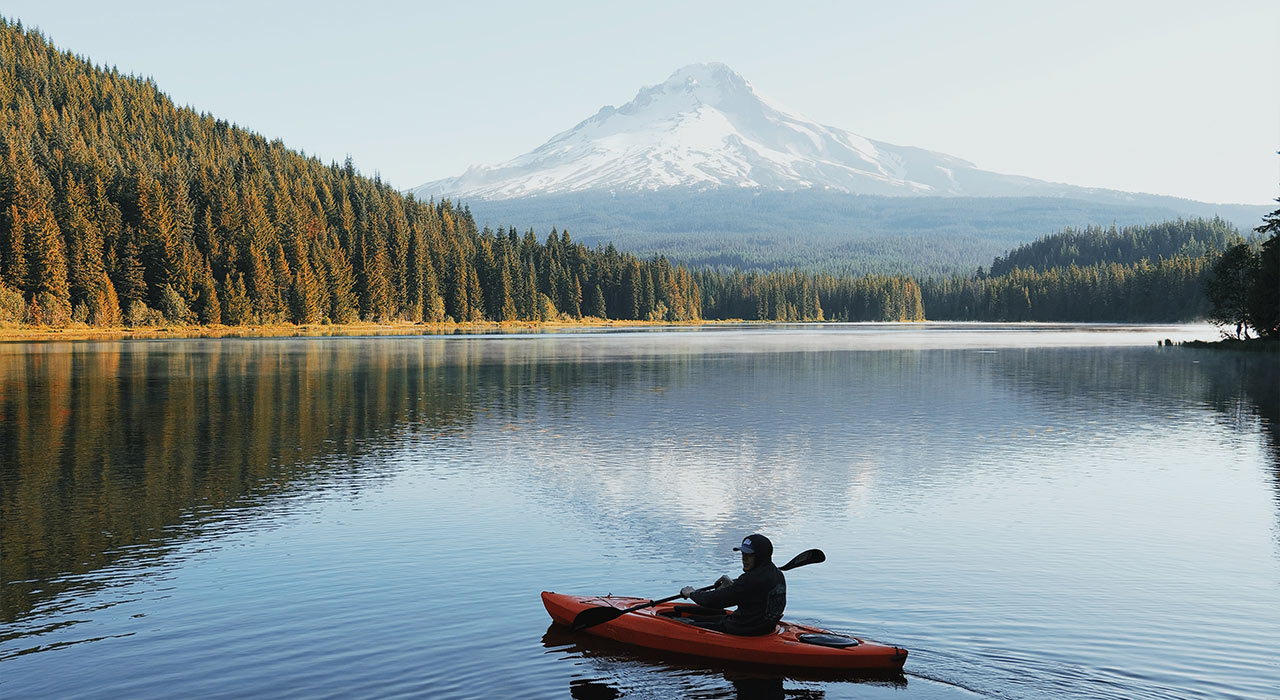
[689,562,786,635]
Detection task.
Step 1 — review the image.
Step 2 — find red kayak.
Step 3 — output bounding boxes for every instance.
[542,591,908,672]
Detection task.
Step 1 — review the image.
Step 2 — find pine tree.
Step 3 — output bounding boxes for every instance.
[114,227,148,312]
[1,129,28,288]
[94,275,121,325]
[537,292,558,321]
[220,270,253,325]
[271,240,293,322]
[244,242,279,320]
[1205,243,1260,339]
[2,201,26,291]
[194,259,221,325]
[622,260,641,320]
[13,156,71,323]
[197,207,220,263]
[350,223,389,322]
[289,259,322,324]
[1247,201,1279,338]
[640,266,655,320]
[520,260,538,320]
[59,174,106,311]
[445,246,470,322]
[404,221,426,321]
[326,243,358,324]
[421,250,445,323]
[498,258,517,322]
[586,283,607,319]
[136,173,178,302]
[158,284,194,324]
[465,262,483,322]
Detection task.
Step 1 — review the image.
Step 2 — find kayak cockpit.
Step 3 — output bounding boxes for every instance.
[797,633,860,648]
[657,604,730,619]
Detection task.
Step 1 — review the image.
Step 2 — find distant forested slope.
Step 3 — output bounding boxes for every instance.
[464,189,1268,277]
[690,218,1240,323]
[922,218,1247,322]
[989,218,1241,275]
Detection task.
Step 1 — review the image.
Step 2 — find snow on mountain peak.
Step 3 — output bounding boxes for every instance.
[658,62,751,98]
[410,64,1050,201]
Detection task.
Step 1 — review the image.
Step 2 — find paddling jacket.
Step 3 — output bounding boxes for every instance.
[690,563,786,636]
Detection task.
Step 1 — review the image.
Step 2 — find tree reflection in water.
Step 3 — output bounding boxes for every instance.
[543,623,913,699]
[3,336,1275,626]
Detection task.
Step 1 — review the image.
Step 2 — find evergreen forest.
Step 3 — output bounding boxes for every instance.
[988,219,1241,275]
[922,218,1248,322]
[0,19,702,328]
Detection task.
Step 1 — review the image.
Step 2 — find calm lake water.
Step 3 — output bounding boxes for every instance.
[2,324,1277,700]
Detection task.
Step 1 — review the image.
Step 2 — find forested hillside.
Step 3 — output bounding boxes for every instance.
[465,189,1268,277]
[923,219,1243,322]
[988,218,1240,276]
[0,18,703,327]
[692,218,1234,323]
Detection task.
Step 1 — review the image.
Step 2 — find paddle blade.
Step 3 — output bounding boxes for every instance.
[570,606,626,632]
[780,548,826,571]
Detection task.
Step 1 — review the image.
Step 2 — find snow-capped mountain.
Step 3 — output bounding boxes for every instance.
[411,63,1086,201]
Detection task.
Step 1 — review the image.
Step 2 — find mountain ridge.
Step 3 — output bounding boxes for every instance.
[459,188,1267,277]
[411,63,1189,204]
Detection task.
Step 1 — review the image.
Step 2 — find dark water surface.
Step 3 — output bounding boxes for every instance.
[2,324,1277,699]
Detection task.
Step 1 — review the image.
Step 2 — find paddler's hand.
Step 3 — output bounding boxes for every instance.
[714,575,734,589]
[680,586,696,599]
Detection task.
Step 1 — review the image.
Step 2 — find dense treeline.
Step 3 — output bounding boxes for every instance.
[923,255,1215,322]
[697,269,923,321]
[922,218,1241,322]
[1204,202,1279,339]
[0,18,703,327]
[989,218,1241,276]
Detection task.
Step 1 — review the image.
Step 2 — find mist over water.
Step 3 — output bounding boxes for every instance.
[2,325,1276,699]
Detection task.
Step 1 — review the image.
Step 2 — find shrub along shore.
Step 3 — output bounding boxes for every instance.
[1178,337,1279,352]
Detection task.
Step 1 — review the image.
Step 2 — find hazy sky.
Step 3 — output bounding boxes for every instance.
[6,1,1277,204]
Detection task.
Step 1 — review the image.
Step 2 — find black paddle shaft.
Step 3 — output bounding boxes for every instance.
[569,548,826,632]
[570,585,714,632]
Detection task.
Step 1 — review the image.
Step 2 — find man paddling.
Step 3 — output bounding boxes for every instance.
[679,533,786,636]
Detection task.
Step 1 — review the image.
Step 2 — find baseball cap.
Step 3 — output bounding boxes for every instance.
[734,533,772,556]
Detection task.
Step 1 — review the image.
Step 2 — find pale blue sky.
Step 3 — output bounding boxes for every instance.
[6,1,1277,204]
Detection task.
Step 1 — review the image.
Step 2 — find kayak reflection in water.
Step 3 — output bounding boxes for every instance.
[678,534,787,636]
[568,675,824,700]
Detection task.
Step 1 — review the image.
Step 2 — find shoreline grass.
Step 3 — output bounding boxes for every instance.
[0,318,747,342]
[0,319,1226,343]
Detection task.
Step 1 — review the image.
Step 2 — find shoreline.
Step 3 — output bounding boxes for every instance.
[0,319,1229,343]
[1178,337,1279,352]
[0,318,736,342]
